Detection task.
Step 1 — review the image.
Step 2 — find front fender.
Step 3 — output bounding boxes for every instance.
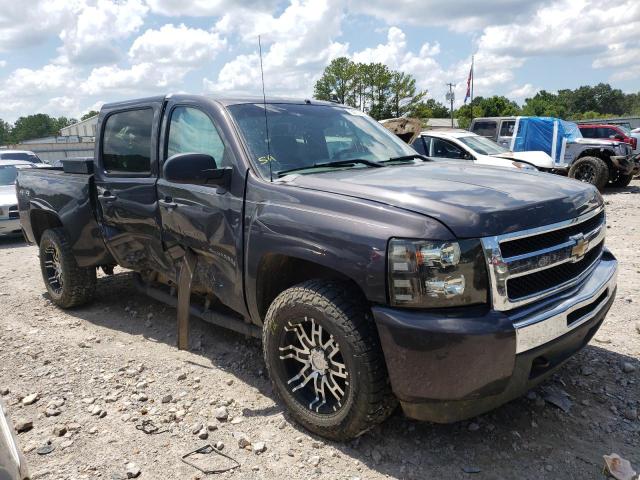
[243,172,453,323]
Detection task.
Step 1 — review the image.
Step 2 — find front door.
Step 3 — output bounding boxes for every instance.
[94,103,172,274]
[156,101,247,316]
[429,137,472,163]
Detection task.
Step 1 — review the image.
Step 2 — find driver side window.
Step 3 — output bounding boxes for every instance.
[167,107,228,167]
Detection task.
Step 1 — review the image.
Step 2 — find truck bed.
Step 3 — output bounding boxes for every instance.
[16,167,113,267]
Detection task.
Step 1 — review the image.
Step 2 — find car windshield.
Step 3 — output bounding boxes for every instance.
[457,135,508,155]
[0,152,43,163]
[0,165,18,185]
[616,125,631,135]
[227,103,415,177]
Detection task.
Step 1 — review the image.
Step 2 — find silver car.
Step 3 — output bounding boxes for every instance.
[0,399,30,479]
[0,161,33,237]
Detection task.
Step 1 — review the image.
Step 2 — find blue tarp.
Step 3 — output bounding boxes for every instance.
[511,117,582,167]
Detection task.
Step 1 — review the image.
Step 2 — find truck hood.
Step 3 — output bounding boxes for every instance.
[0,185,17,206]
[490,150,554,168]
[283,163,602,238]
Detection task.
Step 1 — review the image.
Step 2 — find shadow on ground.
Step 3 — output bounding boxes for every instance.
[0,236,28,250]
[55,272,640,479]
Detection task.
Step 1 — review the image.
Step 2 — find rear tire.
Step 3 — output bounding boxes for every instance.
[39,228,96,308]
[263,280,396,440]
[569,156,609,191]
[609,172,633,188]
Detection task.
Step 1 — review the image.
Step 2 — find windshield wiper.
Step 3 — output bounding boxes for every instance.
[381,154,430,163]
[276,159,384,178]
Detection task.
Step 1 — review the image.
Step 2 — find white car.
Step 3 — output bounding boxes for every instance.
[631,127,640,154]
[0,160,34,237]
[0,150,46,166]
[411,129,554,171]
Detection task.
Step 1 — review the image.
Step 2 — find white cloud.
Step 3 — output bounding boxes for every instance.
[146,0,279,16]
[0,60,6,68]
[80,62,189,95]
[57,0,149,64]
[129,23,226,65]
[206,0,348,95]
[592,43,640,69]
[508,83,538,101]
[0,0,76,51]
[3,64,78,95]
[348,0,552,32]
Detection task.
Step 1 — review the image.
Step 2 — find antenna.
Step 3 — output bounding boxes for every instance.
[258,35,273,182]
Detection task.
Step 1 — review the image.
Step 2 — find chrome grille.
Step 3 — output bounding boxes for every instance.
[481,206,606,311]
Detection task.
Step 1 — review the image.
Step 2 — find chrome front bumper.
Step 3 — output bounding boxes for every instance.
[510,250,617,353]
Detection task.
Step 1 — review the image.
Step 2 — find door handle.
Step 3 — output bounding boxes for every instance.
[98,190,117,202]
[159,196,178,209]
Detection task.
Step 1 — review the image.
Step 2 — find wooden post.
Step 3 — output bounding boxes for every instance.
[177,249,197,350]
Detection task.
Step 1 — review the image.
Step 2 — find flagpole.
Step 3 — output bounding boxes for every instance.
[470,55,474,127]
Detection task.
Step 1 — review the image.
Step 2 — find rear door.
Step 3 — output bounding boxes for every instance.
[94,102,173,274]
[156,99,248,316]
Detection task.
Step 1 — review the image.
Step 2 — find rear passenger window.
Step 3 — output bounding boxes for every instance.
[471,121,497,139]
[500,121,515,137]
[580,128,594,138]
[102,109,153,174]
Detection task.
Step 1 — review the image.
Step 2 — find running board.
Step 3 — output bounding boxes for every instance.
[133,274,261,339]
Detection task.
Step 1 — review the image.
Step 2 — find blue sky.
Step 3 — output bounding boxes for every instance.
[0,0,638,123]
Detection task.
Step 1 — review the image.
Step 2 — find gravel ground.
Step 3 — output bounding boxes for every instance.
[1,181,639,480]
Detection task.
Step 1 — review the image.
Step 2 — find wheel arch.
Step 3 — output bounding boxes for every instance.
[577,148,613,170]
[30,209,63,245]
[254,253,367,323]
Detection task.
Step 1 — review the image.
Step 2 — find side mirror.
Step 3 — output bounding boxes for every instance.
[163,153,230,187]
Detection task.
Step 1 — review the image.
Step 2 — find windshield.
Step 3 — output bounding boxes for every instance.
[457,135,508,155]
[616,125,631,135]
[227,103,415,177]
[0,165,18,185]
[0,152,43,163]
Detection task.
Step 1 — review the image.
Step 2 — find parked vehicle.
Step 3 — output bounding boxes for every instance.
[0,399,30,480]
[0,150,45,165]
[411,129,551,170]
[51,156,93,168]
[0,161,33,237]
[629,128,640,155]
[578,124,637,151]
[470,116,638,190]
[17,95,618,440]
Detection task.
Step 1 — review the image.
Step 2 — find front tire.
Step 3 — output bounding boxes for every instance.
[568,156,609,191]
[263,280,396,440]
[609,172,633,188]
[39,228,96,308]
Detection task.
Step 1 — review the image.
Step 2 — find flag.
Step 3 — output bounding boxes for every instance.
[464,60,473,104]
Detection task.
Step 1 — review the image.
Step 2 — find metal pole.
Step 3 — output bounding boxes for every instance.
[446,83,456,127]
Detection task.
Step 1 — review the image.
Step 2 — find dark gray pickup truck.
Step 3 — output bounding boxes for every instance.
[16,95,618,440]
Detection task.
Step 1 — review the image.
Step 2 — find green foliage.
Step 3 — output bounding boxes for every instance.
[407,98,450,119]
[456,96,520,129]
[313,57,427,120]
[0,119,11,146]
[522,83,636,120]
[80,110,99,121]
[3,114,77,143]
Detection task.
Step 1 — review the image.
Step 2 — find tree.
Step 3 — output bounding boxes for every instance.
[455,96,520,129]
[407,98,449,119]
[314,58,427,120]
[9,114,59,142]
[80,110,99,121]
[388,71,426,118]
[313,57,358,106]
[0,119,11,146]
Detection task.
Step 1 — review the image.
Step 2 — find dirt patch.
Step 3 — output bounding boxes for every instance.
[1,182,639,479]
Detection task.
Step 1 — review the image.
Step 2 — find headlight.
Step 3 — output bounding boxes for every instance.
[388,238,488,308]
[512,161,537,171]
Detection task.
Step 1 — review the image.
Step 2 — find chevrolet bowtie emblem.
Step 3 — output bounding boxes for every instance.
[570,234,589,261]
